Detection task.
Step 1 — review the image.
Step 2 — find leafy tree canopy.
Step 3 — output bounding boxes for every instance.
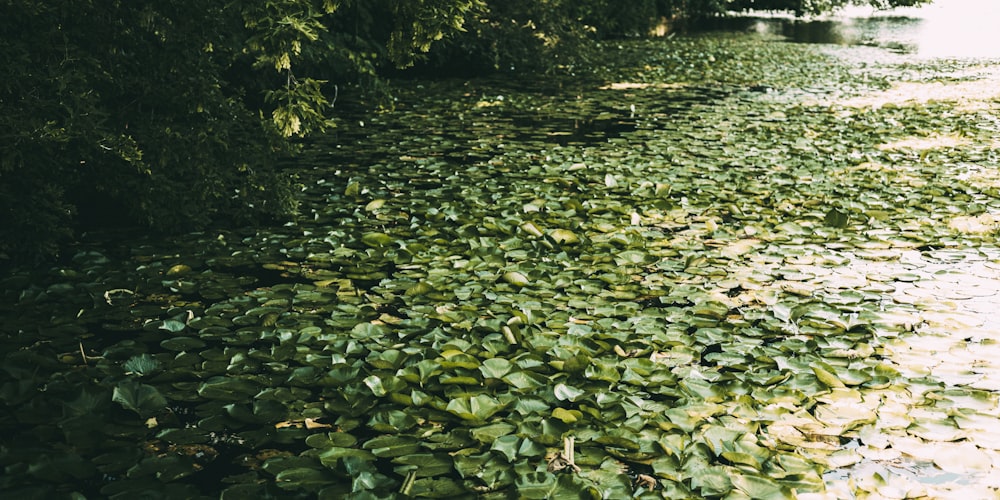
[0,0,480,264]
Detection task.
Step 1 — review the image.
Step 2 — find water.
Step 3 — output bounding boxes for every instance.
[709,0,1000,59]
[841,0,1000,58]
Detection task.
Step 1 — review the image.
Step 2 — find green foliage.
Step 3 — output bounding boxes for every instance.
[0,0,485,265]
[0,0,937,265]
[0,1,298,265]
[417,0,603,74]
[112,379,168,417]
[4,22,1000,497]
[570,0,667,37]
[384,0,485,68]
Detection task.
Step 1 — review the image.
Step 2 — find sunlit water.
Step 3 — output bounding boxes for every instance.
[739,0,1000,60]
[794,3,1000,494]
[725,2,1000,495]
[906,0,1000,58]
[838,0,1000,59]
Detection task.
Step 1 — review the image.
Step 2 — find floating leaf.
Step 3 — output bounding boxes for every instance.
[548,228,580,245]
[112,379,167,417]
[730,473,792,499]
[305,432,357,449]
[317,447,375,468]
[362,435,420,457]
[471,422,516,443]
[614,250,649,266]
[480,358,513,379]
[491,435,521,462]
[274,467,332,491]
[515,471,559,499]
[824,208,850,228]
[361,232,393,247]
[364,199,386,212]
[123,354,161,376]
[393,453,453,478]
[197,376,261,402]
[166,264,192,277]
[502,271,530,287]
[445,394,506,423]
[520,221,544,237]
[409,477,465,497]
[811,362,846,389]
[159,319,187,333]
[159,336,205,351]
[551,407,582,423]
[932,442,992,473]
[553,383,586,402]
[604,173,618,188]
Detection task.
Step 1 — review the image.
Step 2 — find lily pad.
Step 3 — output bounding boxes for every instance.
[112,379,167,417]
[445,394,507,423]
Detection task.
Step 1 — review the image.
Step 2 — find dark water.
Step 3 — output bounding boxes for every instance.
[694,16,923,54]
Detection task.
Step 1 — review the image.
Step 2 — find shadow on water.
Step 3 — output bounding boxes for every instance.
[509,115,638,146]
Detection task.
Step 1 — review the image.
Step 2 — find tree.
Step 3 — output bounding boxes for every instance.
[0,0,479,265]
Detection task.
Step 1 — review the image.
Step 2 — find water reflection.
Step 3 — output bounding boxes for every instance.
[705,0,1000,59]
[905,0,1000,58]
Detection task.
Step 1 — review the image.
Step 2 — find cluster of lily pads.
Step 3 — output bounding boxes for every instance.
[2,31,1000,498]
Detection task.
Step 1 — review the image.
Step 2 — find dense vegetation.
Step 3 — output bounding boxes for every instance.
[3,27,999,498]
[8,0,1000,499]
[0,0,928,266]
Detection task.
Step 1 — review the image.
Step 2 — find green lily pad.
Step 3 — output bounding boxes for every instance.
[159,319,187,333]
[471,421,516,444]
[551,407,582,423]
[274,467,334,491]
[112,379,167,417]
[502,271,531,287]
[553,383,586,402]
[811,361,846,389]
[159,336,206,351]
[548,228,580,245]
[730,473,793,499]
[824,208,850,228]
[445,394,507,423]
[393,453,453,478]
[479,358,513,379]
[490,434,521,462]
[197,376,261,402]
[362,435,421,457]
[408,477,465,497]
[123,353,161,376]
[515,471,559,498]
[361,232,394,247]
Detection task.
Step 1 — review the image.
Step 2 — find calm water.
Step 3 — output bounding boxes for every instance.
[842,0,1000,58]
[712,0,1000,59]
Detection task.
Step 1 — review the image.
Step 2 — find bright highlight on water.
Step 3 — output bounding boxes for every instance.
[840,0,1000,58]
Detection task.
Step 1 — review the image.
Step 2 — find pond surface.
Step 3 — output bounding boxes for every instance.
[3,9,1000,499]
[705,0,1000,59]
